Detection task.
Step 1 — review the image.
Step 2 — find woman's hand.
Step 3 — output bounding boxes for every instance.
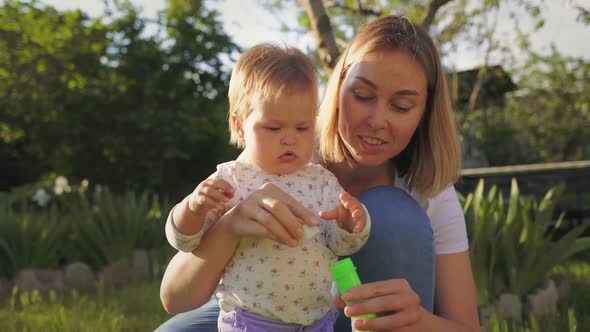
[224,182,320,247]
[332,279,425,331]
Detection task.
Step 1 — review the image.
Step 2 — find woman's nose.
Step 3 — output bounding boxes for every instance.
[367,104,386,129]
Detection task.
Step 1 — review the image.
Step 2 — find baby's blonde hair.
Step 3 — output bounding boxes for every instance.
[228,43,319,148]
[317,16,462,198]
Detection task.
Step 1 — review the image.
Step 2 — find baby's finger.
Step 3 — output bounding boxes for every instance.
[203,178,235,198]
[318,208,338,220]
[352,219,366,233]
[188,195,217,212]
[210,178,235,197]
[339,192,355,208]
[352,207,365,221]
[199,185,230,203]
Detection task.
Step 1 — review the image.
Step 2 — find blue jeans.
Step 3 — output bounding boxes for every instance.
[155,186,435,332]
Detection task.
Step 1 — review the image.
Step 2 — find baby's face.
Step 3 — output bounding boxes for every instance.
[240,89,316,175]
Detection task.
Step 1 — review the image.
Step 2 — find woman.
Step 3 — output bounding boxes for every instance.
[158,15,480,332]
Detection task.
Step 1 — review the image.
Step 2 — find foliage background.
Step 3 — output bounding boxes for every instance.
[0,0,239,198]
[1,0,589,196]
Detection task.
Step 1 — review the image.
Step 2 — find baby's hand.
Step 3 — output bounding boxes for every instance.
[319,192,366,233]
[188,178,234,218]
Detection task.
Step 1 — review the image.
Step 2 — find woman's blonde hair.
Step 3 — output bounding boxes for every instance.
[228,43,318,148]
[317,16,461,198]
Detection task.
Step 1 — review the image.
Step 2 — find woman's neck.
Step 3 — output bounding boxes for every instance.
[327,161,394,196]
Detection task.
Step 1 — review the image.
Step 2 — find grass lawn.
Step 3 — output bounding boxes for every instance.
[0,280,171,331]
[0,261,588,331]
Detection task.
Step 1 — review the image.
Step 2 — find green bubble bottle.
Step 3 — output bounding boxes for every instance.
[330,258,377,332]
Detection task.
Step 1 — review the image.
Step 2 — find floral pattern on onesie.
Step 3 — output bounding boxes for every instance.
[166,160,371,325]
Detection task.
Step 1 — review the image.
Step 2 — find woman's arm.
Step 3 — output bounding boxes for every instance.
[160,183,319,314]
[160,210,240,315]
[429,251,480,331]
[333,185,479,331]
[335,251,480,332]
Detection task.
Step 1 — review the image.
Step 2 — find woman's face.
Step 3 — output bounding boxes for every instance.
[338,49,428,168]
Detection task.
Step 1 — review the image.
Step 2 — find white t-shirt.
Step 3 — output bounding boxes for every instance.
[410,185,469,255]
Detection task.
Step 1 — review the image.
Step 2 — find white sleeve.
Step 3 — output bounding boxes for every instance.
[165,203,208,252]
[426,186,469,255]
[165,162,236,252]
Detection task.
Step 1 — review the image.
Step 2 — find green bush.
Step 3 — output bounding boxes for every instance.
[0,183,172,277]
[65,189,171,270]
[462,179,590,304]
[0,205,68,279]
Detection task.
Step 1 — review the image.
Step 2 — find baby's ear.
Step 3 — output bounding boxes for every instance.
[231,114,245,146]
[231,115,242,134]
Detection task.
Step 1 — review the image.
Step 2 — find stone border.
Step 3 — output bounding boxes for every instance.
[0,249,166,303]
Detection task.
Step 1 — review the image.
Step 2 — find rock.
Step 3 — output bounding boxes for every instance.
[478,304,496,329]
[527,279,558,317]
[548,273,569,299]
[130,250,150,281]
[496,293,522,321]
[64,262,95,290]
[14,269,42,293]
[98,258,130,288]
[35,269,65,292]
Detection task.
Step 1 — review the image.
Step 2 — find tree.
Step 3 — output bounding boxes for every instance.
[505,50,590,163]
[259,0,581,166]
[264,0,454,75]
[0,0,239,196]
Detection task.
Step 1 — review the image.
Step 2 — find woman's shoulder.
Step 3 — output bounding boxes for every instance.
[396,178,460,215]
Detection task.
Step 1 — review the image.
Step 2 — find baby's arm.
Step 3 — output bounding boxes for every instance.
[319,176,371,256]
[165,175,234,252]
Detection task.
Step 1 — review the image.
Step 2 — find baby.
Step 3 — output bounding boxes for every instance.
[165,43,370,331]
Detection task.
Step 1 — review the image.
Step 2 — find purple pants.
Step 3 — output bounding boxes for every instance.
[218,307,337,332]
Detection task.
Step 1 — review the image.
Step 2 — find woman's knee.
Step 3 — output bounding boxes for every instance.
[353,186,435,311]
[359,186,432,232]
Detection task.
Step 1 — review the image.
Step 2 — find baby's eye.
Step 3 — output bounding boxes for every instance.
[296,127,309,132]
[265,127,280,131]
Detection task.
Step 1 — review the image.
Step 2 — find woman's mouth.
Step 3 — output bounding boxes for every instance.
[360,136,385,145]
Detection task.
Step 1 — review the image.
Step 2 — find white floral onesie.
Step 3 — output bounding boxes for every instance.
[165,160,371,326]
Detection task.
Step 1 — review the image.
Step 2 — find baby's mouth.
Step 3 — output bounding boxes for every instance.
[279,152,297,160]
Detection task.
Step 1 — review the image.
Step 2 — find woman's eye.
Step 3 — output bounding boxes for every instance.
[392,104,411,113]
[352,90,373,101]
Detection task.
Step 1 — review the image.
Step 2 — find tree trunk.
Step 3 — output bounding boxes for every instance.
[420,0,453,30]
[300,0,341,75]
[301,0,454,72]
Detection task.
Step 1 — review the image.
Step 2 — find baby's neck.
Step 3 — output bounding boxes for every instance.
[327,162,394,196]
